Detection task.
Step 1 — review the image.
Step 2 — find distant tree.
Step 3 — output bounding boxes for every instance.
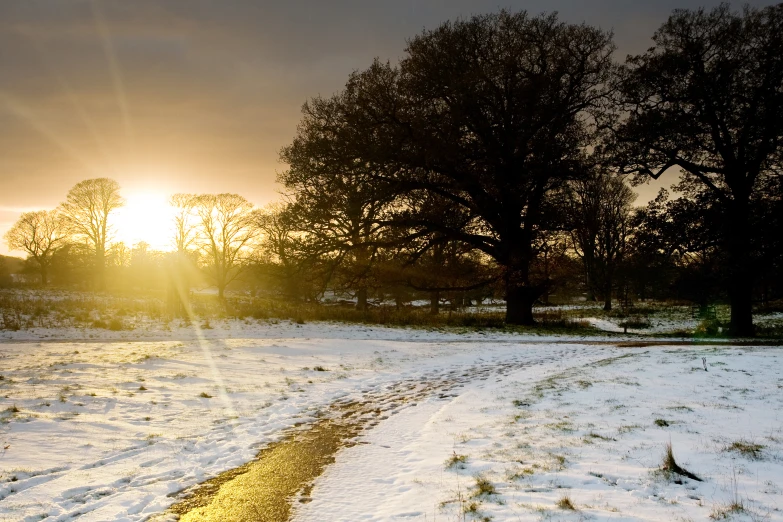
[107,241,131,268]
[4,210,67,285]
[627,188,724,303]
[567,172,636,310]
[286,11,615,324]
[252,203,310,300]
[170,193,199,255]
[167,193,200,315]
[403,238,495,314]
[614,3,783,335]
[48,242,92,288]
[128,242,165,292]
[192,193,257,299]
[59,178,123,290]
[531,230,572,306]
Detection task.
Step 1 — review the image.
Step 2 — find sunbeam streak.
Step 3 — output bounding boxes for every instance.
[0,92,102,176]
[172,268,239,423]
[91,0,134,149]
[26,36,116,170]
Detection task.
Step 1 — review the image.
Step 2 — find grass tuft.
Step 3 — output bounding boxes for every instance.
[709,501,745,520]
[661,442,702,482]
[556,494,577,510]
[445,452,468,469]
[472,475,496,497]
[726,439,764,460]
[199,392,213,398]
[585,432,614,441]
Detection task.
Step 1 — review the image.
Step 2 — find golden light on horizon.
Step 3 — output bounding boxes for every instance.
[112,191,175,251]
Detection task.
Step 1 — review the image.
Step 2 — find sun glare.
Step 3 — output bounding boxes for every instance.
[113,192,175,251]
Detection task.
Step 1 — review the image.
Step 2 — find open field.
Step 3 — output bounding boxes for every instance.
[3,289,783,339]
[1,319,782,521]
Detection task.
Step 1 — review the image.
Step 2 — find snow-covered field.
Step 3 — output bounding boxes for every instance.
[1,321,781,521]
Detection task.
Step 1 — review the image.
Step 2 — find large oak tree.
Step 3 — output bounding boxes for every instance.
[284,11,615,324]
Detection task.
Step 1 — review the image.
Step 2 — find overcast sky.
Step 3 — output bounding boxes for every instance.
[0,0,776,255]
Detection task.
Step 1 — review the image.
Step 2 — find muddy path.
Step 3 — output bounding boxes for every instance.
[167,346,592,521]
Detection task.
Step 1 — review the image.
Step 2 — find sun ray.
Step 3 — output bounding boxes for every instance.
[25,36,116,170]
[0,91,103,176]
[91,0,134,149]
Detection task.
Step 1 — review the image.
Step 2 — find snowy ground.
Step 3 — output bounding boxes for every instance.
[1,321,781,521]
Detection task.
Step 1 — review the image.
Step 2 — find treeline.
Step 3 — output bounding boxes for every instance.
[275,4,783,336]
[4,4,783,336]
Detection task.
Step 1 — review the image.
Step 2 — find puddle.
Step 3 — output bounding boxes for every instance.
[170,407,365,521]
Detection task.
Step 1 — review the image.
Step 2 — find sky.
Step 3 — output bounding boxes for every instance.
[0,0,776,255]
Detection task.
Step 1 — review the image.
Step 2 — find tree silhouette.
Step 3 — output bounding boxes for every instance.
[252,203,313,301]
[192,193,257,299]
[4,210,68,285]
[568,172,636,310]
[59,178,123,290]
[286,11,614,324]
[280,90,406,310]
[614,3,783,335]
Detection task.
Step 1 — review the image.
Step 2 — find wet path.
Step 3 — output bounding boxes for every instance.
[168,346,589,521]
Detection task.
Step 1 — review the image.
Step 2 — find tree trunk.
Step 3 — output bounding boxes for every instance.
[40,266,48,286]
[95,248,105,291]
[584,253,597,301]
[430,290,440,315]
[218,283,225,300]
[603,271,612,311]
[726,200,755,336]
[505,283,536,325]
[502,239,539,325]
[356,287,368,310]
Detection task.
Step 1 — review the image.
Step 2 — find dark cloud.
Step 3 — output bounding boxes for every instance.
[0,0,776,253]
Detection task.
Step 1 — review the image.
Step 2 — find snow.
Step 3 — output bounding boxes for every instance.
[1,320,781,521]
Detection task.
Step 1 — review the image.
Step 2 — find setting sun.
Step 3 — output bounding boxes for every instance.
[112,191,175,251]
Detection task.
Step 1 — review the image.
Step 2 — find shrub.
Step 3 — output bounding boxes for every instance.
[107,317,124,331]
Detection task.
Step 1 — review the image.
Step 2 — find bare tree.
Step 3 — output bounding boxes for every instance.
[60,178,123,290]
[568,173,636,310]
[167,193,200,315]
[4,210,68,285]
[107,241,131,268]
[253,203,306,300]
[170,193,199,254]
[193,193,257,299]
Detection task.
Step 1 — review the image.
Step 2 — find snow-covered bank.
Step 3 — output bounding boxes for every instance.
[296,344,783,521]
[0,321,781,521]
